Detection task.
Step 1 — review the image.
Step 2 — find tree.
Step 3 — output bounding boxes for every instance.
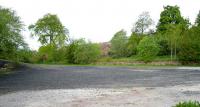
[178,26,200,63]
[157,5,187,33]
[156,5,190,61]
[165,24,183,60]
[29,13,68,47]
[66,39,79,64]
[110,30,129,57]
[16,48,34,63]
[155,33,170,56]
[127,32,144,56]
[0,6,26,60]
[195,11,200,27]
[137,36,160,62]
[133,12,154,34]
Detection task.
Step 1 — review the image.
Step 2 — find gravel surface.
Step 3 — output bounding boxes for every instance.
[0,65,200,107]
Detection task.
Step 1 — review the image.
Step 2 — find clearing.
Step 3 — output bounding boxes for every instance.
[0,65,200,107]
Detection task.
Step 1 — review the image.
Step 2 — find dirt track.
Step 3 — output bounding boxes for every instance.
[0,65,200,107]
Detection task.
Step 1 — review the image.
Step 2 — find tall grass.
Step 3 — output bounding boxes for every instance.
[173,101,200,107]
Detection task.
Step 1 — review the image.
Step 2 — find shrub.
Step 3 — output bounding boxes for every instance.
[16,49,35,63]
[173,101,200,107]
[137,36,160,62]
[110,30,129,58]
[178,43,200,64]
[177,26,200,64]
[38,44,56,63]
[67,39,101,64]
[127,32,144,56]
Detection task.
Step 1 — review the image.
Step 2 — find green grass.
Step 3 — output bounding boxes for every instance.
[98,56,175,62]
[173,101,200,107]
[96,56,182,67]
[29,62,184,70]
[24,55,200,68]
[153,56,175,61]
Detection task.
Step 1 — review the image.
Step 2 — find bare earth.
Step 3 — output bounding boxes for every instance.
[0,66,200,107]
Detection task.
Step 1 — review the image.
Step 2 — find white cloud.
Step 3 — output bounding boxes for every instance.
[0,0,200,50]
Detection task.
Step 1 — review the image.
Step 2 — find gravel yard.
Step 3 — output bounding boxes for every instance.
[0,65,200,107]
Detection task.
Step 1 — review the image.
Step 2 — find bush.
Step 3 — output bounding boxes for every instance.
[38,44,56,63]
[173,101,200,107]
[137,36,160,62]
[98,57,112,62]
[67,39,101,64]
[110,30,129,58]
[178,26,200,64]
[178,43,200,64]
[37,44,67,63]
[16,49,35,63]
[127,32,144,56]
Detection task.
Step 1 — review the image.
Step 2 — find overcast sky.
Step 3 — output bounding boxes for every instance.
[1,0,200,50]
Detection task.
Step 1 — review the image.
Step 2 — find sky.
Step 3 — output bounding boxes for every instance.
[1,0,200,50]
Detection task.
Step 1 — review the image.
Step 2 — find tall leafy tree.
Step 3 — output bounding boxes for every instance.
[29,13,68,47]
[127,32,144,56]
[164,24,183,60]
[178,26,200,63]
[110,30,129,57]
[0,6,26,60]
[157,5,187,33]
[132,11,154,34]
[156,5,190,61]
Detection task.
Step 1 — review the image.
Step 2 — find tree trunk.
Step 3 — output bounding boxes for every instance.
[142,28,144,34]
[174,42,177,60]
[171,42,173,62]
[50,36,53,45]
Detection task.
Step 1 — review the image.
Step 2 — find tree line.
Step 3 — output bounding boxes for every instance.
[0,5,200,64]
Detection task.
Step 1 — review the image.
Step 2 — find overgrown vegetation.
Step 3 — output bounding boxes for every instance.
[173,101,200,107]
[67,39,101,64]
[0,6,27,61]
[137,36,160,62]
[0,5,200,65]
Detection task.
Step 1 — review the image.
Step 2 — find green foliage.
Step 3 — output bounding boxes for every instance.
[157,5,187,33]
[127,32,144,56]
[155,24,186,60]
[67,39,101,64]
[29,13,68,47]
[137,36,160,62]
[0,6,26,60]
[37,44,66,63]
[133,11,154,34]
[66,40,78,64]
[155,35,170,56]
[74,42,100,64]
[178,26,200,63]
[38,45,53,62]
[173,101,200,107]
[1,5,200,65]
[16,49,35,63]
[110,30,129,58]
